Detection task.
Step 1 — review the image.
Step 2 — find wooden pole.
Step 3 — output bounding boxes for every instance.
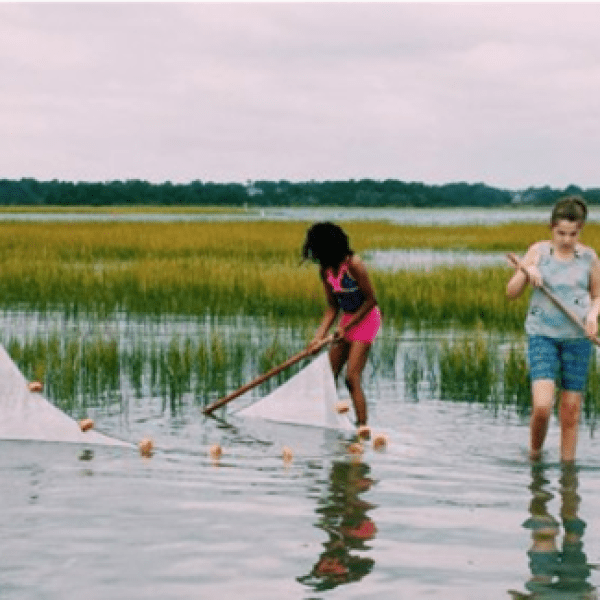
[506,252,600,346]
[202,335,335,415]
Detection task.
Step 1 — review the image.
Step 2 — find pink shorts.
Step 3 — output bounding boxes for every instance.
[340,306,382,343]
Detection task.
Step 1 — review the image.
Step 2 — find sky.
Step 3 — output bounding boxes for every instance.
[2,2,600,191]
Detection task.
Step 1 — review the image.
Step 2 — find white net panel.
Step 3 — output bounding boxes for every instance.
[236,352,355,431]
[0,345,130,446]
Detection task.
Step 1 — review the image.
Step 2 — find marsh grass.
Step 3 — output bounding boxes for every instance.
[425,335,600,422]
[438,333,496,404]
[8,321,600,423]
[501,343,531,415]
[5,218,600,419]
[6,326,316,416]
[8,335,120,415]
[4,219,595,330]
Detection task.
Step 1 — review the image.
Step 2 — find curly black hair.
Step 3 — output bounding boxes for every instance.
[301,222,353,269]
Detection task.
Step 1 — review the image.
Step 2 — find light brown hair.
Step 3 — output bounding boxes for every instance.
[551,195,587,226]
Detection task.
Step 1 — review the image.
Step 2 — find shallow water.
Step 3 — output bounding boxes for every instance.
[2,345,600,599]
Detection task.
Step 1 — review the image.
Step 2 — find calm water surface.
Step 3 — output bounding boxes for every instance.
[2,327,600,600]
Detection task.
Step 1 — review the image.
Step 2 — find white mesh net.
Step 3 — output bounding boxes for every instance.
[236,352,355,431]
[0,344,130,446]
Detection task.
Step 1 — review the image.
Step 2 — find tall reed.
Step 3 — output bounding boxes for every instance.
[8,327,600,423]
[0,219,573,331]
[438,333,496,404]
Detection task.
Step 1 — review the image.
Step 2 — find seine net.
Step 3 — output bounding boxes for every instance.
[0,344,130,446]
[236,352,355,431]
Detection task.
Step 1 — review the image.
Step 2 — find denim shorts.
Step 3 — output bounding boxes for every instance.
[527,335,592,392]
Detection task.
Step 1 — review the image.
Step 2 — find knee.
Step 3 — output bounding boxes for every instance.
[561,400,581,429]
[344,372,361,393]
[532,404,552,423]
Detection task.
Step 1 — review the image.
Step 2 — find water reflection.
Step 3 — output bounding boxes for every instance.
[298,459,377,592]
[509,463,597,599]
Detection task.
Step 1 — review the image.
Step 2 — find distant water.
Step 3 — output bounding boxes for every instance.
[364,248,508,271]
[4,206,600,225]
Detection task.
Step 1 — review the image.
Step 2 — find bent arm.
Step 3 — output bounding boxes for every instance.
[586,252,600,338]
[506,245,541,300]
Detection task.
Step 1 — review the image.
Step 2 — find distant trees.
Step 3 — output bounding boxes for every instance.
[0,177,597,208]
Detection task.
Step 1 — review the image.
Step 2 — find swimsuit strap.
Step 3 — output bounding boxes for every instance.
[326,261,350,292]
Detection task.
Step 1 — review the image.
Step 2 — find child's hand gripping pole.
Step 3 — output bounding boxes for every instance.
[506,253,600,347]
[202,334,335,416]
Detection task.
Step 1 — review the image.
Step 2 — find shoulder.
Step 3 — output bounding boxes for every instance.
[522,241,550,265]
[530,241,551,253]
[347,253,368,273]
[576,242,598,259]
[346,254,372,282]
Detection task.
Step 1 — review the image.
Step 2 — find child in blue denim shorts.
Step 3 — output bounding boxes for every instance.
[506,196,600,462]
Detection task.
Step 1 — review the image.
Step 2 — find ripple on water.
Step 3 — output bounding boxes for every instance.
[2,363,600,599]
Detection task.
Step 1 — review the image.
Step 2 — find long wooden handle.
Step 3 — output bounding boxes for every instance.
[202,335,335,415]
[506,252,600,346]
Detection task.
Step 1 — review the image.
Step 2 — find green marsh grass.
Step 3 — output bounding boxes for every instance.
[8,325,600,423]
[4,220,599,330]
[438,333,496,404]
[501,343,531,415]
[6,327,315,416]
[4,217,600,420]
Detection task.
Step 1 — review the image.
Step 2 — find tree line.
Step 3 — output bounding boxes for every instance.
[1,177,599,208]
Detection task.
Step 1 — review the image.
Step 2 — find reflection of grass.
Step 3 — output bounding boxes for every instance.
[2,220,600,331]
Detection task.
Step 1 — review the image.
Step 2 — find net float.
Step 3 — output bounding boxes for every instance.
[335,401,350,414]
[372,433,388,450]
[209,443,222,459]
[357,425,371,440]
[79,418,94,432]
[27,381,43,393]
[139,438,154,457]
[348,442,364,455]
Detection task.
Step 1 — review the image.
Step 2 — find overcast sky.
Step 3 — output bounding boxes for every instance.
[2,2,600,190]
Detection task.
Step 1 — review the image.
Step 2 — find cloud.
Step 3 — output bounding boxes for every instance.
[1,3,600,189]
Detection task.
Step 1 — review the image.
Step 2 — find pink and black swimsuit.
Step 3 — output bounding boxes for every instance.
[326,261,382,343]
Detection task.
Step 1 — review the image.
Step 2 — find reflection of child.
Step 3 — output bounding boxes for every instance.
[506,196,600,461]
[509,463,596,599]
[302,222,381,427]
[297,460,376,592]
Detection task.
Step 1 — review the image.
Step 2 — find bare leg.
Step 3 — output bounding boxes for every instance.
[329,339,350,379]
[530,379,555,460]
[345,341,372,426]
[560,390,582,463]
